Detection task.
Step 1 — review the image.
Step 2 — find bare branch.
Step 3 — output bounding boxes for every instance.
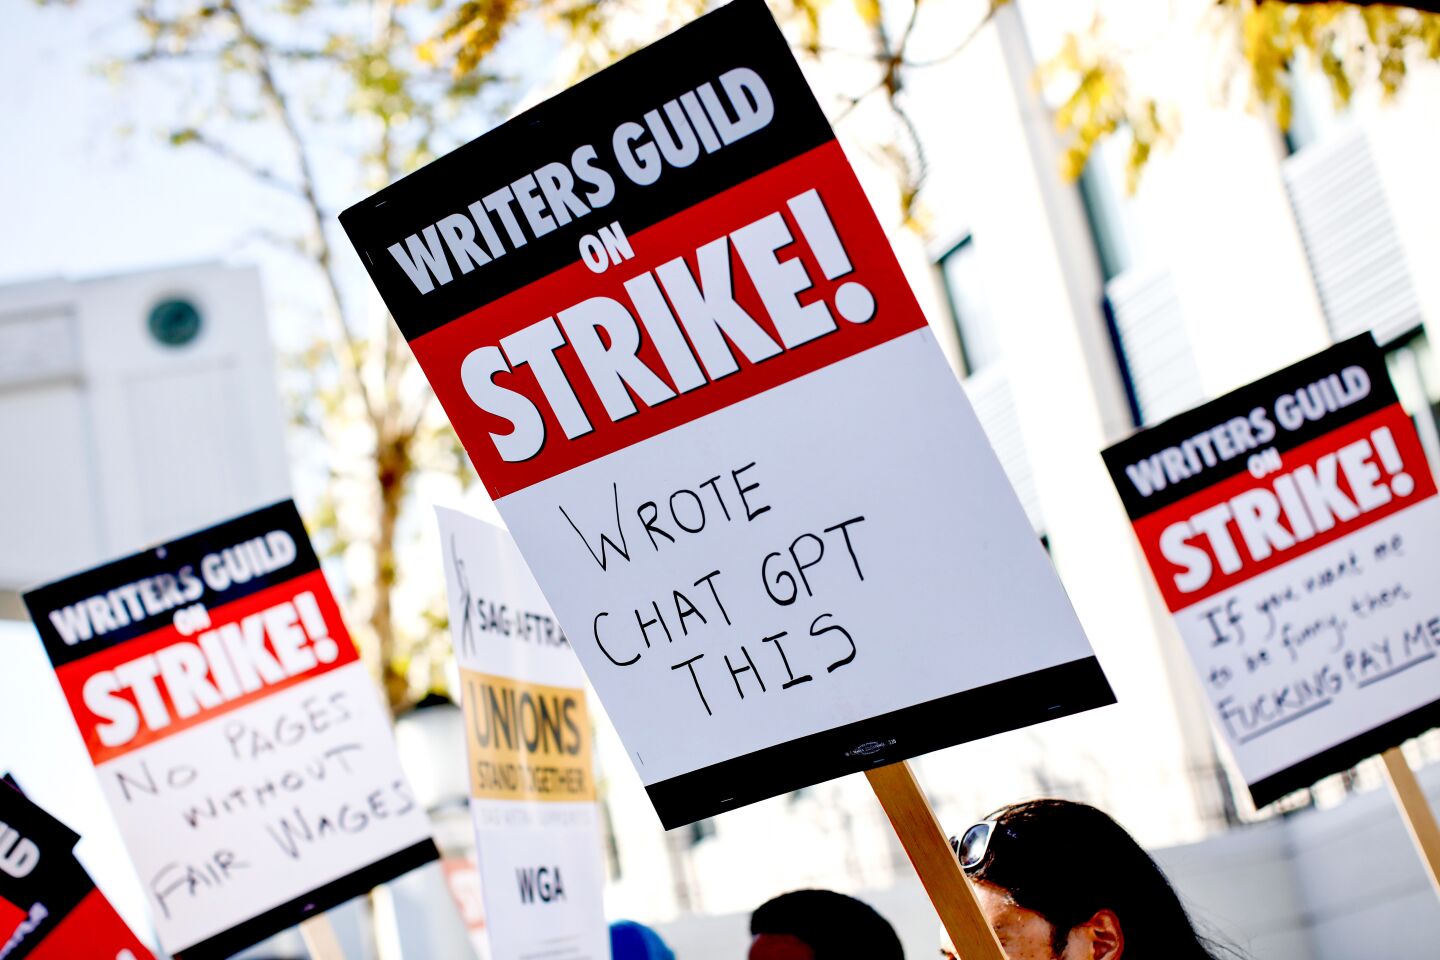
[172,128,306,199]
[217,0,381,428]
[901,0,1005,69]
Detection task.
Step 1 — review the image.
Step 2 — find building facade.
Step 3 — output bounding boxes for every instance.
[593,0,1440,925]
[0,261,292,615]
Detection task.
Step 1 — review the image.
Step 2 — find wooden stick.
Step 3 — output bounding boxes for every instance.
[867,760,1006,960]
[299,913,346,960]
[1382,746,1440,897]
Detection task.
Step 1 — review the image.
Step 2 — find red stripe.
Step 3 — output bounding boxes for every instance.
[29,888,154,960]
[410,140,929,500]
[1133,404,1437,611]
[0,894,22,944]
[55,570,358,765]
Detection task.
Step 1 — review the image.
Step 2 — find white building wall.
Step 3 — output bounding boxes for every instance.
[897,2,1225,847]
[0,262,291,609]
[584,0,1440,934]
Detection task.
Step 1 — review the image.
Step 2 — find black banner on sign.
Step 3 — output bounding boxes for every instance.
[24,501,320,668]
[645,658,1112,829]
[340,0,834,340]
[0,779,86,959]
[1102,335,1395,519]
[0,778,157,960]
[173,840,437,960]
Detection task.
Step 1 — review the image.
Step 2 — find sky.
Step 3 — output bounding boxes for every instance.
[0,1,539,945]
[0,5,288,285]
[0,3,254,942]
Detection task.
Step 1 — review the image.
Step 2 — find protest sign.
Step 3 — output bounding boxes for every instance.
[22,501,437,960]
[1103,334,1440,807]
[342,0,1112,833]
[440,856,491,960]
[0,777,153,960]
[438,508,608,960]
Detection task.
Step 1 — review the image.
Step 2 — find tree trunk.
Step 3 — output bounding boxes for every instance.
[374,427,413,715]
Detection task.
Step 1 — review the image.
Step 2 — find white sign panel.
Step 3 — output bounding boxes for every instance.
[439,508,608,960]
[23,501,437,959]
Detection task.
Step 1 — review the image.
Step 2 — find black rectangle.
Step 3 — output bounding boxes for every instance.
[644,657,1115,829]
[1102,334,1393,520]
[22,500,320,667]
[0,780,94,959]
[339,0,835,341]
[1247,699,1440,809]
[172,838,438,960]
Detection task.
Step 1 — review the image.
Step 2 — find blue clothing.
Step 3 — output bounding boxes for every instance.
[609,920,676,960]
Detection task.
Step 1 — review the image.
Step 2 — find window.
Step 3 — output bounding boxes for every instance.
[1386,332,1440,474]
[1075,137,1201,428]
[1077,136,1142,283]
[937,236,999,376]
[600,798,623,880]
[687,817,716,847]
[1283,63,1343,156]
[1283,128,1422,347]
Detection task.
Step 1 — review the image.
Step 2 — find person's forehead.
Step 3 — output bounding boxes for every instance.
[973,879,1022,914]
[941,880,1050,949]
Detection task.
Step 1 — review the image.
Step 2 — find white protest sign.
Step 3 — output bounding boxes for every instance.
[1104,335,1440,805]
[440,857,492,960]
[22,501,437,959]
[342,0,1113,827]
[438,508,608,960]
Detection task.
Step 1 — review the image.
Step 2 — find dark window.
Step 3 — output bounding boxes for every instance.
[688,817,716,847]
[1283,64,1341,156]
[600,799,623,880]
[1386,331,1440,476]
[937,235,999,376]
[1078,163,1132,283]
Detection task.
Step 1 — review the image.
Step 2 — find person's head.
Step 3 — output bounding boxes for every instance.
[946,799,1238,960]
[749,889,904,960]
[610,919,675,960]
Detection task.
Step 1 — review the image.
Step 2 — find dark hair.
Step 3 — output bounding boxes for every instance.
[750,889,904,959]
[958,799,1243,960]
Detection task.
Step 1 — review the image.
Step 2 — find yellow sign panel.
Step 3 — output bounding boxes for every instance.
[460,669,595,803]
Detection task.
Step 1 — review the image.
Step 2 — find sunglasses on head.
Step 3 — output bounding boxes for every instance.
[950,819,1002,872]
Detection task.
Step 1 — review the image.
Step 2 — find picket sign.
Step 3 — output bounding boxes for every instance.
[1102,335,1440,911]
[299,914,345,960]
[20,500,438,959]
[1381,748,1440,897]
[343,3,1112,954]
[867,762,1005,960]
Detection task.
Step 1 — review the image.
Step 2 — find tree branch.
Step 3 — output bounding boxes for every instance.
[218,0,381,428]
[171,128,306,199]
[902,0,1006,69]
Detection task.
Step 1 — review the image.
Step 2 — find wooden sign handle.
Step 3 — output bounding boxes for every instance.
[1382,747,1440,897]
[299,913,346,960]
[867,761,1006,960]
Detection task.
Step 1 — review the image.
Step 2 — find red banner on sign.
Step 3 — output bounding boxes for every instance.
[54,570,358,764]
[1131,403,1436,611]
[410,140,928,500]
